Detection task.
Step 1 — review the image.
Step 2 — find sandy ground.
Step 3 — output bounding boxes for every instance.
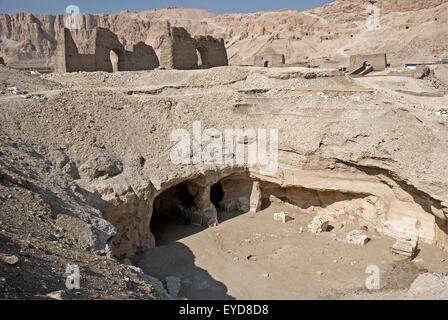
[133,202,448,300]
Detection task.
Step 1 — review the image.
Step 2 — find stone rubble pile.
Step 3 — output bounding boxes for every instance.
[7,87,47,102]
[273,212,293,223]
[346,230,369,245]
[308,216,329,234]
[435,108,448,118]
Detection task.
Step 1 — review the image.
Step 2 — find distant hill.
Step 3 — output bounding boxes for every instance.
[0,1,446,69]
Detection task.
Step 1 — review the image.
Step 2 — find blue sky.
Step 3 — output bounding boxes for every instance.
[0,0,333,15]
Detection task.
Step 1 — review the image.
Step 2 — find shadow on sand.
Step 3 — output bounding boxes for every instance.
[133,241,235,300]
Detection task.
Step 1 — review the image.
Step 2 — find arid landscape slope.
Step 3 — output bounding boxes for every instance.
[0,0,447,69]
[0,0,447,301]
[1,62,448,299]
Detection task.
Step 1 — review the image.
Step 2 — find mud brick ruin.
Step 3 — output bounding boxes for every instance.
[56,26,228,73]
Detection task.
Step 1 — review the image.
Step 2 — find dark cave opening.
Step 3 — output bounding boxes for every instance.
[210,181,224,209]
[150,182,199,245]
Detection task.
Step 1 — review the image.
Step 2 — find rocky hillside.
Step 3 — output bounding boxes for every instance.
[0,0,446,69]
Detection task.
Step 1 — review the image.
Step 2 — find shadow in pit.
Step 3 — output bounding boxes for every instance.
[151,181,249,246]
[133,242,235,300]
[150,209,248,245]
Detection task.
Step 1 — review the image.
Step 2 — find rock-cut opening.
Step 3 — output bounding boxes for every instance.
[210,182,224,209]
[151,182,198,245]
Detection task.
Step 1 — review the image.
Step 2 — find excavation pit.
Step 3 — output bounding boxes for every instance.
[127,169,447,299]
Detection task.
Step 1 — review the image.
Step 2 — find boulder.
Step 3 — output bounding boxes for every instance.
[308,216,329,234]
[273,212,293,223]
[346,230,369,245]
[79,155,123,180]
[0,254,19,265]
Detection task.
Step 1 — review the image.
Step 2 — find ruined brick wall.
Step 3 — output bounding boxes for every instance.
[55,28,83,73]
[125,42,159,71]
[55,27,159,73]
[195,36,228,67]
[254,54,286,67]
[160,27,198,70]
[349,54,387,71]
[92,28,125,73]
[160,27,228,70]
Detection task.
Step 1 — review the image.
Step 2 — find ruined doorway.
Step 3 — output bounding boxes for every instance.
[110,49,124,72]
[197,47,209,67]
[264,61,270,67]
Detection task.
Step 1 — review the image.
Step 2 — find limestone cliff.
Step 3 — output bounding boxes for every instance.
[0,1,446,69]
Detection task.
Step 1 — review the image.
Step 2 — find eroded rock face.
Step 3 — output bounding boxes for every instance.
[85,177,155,259]
[79,155,123,180]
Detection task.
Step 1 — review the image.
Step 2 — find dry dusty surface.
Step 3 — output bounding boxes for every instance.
[134,203,448,300]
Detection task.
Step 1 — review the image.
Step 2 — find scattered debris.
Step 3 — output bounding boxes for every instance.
[0,254,20,265]
[346,230,369,245]
[308,216,329,234]
[207,217,219,227]
[6,87,47,102]
[392,237,418,258]
[46,290,64,300]
[8,87,27,95]
[247,255,258,262]
[273,212,293,223]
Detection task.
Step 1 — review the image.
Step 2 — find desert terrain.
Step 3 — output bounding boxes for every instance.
[0,0,447,301]
[0,0,447,69]
[0,62,447,299]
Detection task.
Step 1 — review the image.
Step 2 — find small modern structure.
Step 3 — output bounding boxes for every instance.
[349,53,387,72]
[254,47,285,68]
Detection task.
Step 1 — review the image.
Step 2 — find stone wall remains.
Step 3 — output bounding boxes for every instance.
[160,27,228,70]
[55,27,159,73]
